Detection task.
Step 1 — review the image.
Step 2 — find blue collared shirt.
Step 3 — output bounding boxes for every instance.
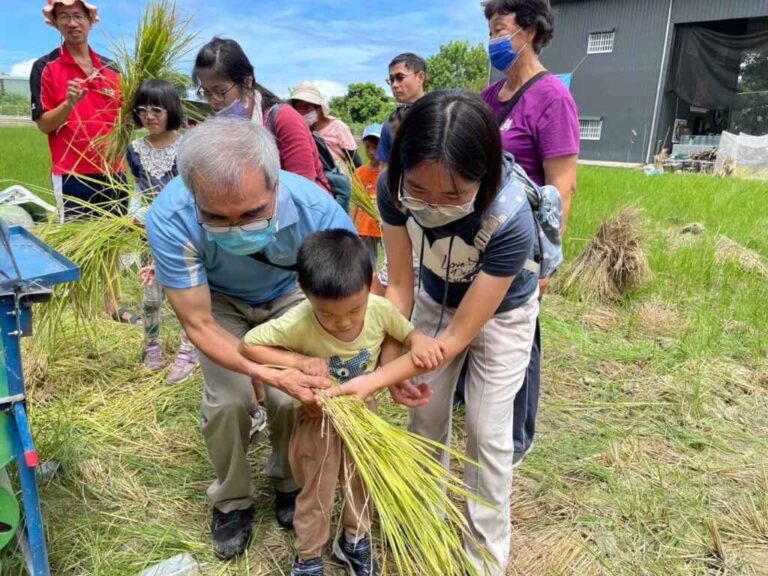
[146,171,355,305]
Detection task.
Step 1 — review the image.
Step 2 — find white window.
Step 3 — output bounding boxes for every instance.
[579,118,603,141]
[588,31,615,54]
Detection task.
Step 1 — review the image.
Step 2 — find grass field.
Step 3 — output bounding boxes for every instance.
[1,126,767,575]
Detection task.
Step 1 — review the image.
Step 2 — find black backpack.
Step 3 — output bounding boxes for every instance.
[268,104,352,212]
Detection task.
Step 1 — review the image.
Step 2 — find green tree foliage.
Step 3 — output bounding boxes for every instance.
[329,82,393,127]
[426,40,489,93]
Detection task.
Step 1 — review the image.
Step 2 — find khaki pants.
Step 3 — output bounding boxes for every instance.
[199,290,304,513]
[410,290,539,575]
[289,408,372,559]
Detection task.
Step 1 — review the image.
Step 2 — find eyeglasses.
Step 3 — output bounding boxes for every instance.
[195,83,237,103]
[135,105,166,118]
[195,201,275,234]
[386,73,414,86]
[56,13,89,24]
[398,178,479,210]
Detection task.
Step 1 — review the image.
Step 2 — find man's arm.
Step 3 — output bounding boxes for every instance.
[164,285,331,403]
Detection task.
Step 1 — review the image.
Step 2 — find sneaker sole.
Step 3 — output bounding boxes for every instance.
[166,368,198,384]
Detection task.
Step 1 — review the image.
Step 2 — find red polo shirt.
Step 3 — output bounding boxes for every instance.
[30,45,123,175]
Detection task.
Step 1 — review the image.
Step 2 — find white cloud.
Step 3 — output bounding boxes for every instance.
[9,58,36,77]
[306,80,348,100]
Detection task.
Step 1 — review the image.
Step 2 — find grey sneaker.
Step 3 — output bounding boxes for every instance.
[249,405,267,442]
[142,341,165,372]
[166,347,199,384]
[513,440,535,469]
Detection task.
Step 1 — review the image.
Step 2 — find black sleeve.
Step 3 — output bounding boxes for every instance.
[376,169,408,227]
[29,58,46,121]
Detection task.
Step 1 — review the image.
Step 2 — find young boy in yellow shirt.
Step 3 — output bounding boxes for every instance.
[239,229,442,576]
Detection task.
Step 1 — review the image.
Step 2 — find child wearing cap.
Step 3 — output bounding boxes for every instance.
[351,124,384,269]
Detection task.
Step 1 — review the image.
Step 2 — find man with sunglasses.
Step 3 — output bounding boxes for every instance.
[376,52,428,163]
[146,117,356,561]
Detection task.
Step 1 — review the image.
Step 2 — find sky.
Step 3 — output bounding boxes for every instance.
[0,0,491,99]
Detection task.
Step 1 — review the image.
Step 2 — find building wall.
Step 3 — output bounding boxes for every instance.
[539,0,768,163]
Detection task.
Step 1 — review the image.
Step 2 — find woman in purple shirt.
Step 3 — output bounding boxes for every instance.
[481,0,580,466]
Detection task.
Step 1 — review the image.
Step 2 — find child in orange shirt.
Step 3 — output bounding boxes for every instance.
[351,124,383,268]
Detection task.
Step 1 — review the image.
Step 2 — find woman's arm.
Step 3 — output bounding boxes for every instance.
[328,271,514,400]
[543,154,578,236]
[239,342,328,377]
[381,223,415,317]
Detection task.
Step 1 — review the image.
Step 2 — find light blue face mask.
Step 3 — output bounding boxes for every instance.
[215,98,250,119]
[206,219,278,256]
[488,29,527,72]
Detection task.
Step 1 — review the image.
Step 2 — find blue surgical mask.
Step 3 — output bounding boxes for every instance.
[206,219,278,256]
[216,98,250,119]
[489,30,527,72]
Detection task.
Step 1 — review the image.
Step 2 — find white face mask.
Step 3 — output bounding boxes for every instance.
[302,110,319,127]
[398,188,477,228]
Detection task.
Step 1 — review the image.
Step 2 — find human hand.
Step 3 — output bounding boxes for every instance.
[298,356,329,378]
[138,265,155,286]
[272,367,332,418]
[323,373,379,403]
[66,79,87,108]
[409,333,444,370]
[389,380,432,408]
[538,277,551,296]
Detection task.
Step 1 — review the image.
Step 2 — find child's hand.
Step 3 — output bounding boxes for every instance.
[299,356,329,377]
[138,265,155,286]
[322,373,378,403]
[409,333,444,370]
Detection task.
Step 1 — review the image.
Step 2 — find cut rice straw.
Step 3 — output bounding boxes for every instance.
[318,393,496,576]
[348,164,381,224]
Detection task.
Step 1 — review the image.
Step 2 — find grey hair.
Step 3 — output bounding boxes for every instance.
[177,117,281,200]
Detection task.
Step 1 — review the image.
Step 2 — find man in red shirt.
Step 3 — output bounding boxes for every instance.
[30,0,127,223]
[31,0,138,324]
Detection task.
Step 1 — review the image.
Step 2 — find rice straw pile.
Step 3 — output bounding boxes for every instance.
[320,394,494,576]
[557,208,651,301]
[103,0,196,167]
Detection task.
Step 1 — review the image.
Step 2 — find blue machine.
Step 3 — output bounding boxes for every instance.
[0,222,79,575]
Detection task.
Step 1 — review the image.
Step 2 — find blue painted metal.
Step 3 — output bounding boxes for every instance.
[0,221,80,575]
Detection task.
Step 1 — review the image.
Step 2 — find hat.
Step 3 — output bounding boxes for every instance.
[362,123,383,140]
[43,0,99,27]
[289,83,330,117]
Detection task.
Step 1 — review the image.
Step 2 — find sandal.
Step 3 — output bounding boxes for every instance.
[111,307,142,325]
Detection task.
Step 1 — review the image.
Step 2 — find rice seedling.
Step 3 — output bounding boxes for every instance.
[319,394,494,576]
[102,0,197,167]
[348,166,381,223]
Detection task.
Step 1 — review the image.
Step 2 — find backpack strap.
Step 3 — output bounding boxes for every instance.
[494,71,549,127]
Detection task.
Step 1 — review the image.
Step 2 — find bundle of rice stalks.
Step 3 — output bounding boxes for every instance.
[320,395,494,576]
[714,235,768,280]
[348,167,381,223]
[35,204,145,340]
[103,0,196,166]
[556,208,651,301]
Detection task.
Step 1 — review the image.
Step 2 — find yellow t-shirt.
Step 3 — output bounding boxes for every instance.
[243,294,414,383]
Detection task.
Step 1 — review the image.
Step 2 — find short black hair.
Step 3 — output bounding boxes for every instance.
[387,90,503,217]
[131,79,184,130]
[297,230,373,299]
[193,37,282,109]
[484,0,555,54]
[388,53,428,78]
[387,105,411,138]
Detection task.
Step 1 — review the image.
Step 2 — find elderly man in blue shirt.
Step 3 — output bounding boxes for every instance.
[146,117,354,561]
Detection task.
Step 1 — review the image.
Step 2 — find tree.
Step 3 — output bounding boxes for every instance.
[426,40,489,93]
[329,82,393,126]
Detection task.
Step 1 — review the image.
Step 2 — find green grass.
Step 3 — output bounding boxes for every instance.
[1,126,767,574]
[0,125,54,203]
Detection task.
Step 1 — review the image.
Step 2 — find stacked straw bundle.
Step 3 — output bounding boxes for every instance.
[320,395,494,576]
[557,208,651,301]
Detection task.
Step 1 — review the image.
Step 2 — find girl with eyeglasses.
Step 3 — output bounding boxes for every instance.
[192,38,331,194]
[126,79,200,384]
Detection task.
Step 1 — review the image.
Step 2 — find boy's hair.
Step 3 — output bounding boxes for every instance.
[388,104,411,138]
[388,52,428,79]
[132,79,184,130]
[297,230,373,299]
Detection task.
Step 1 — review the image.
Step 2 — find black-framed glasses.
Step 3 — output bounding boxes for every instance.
[194,200,274,234]
[195,83,237,103]
[135,105,166,118]
[56,13,89,24]
[386,73,414,86]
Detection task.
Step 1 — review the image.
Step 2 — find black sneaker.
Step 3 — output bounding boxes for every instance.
[291,556,324,576]
[512,440,535,469]
[211,506,254,560]
[333,533,380,576]
[275,489,300,529]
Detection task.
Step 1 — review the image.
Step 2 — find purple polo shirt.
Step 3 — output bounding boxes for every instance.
[481,74,580,186]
